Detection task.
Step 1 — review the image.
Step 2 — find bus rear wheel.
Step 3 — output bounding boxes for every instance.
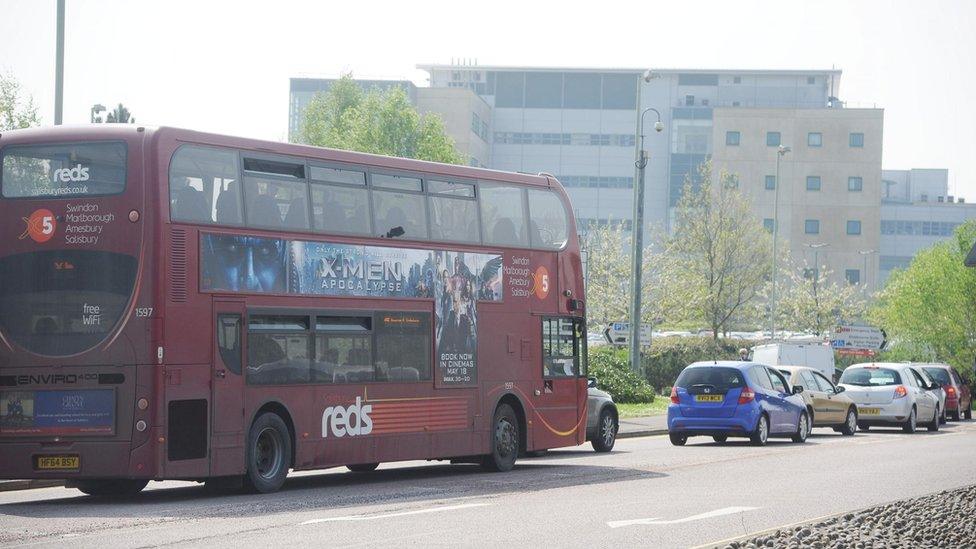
[481,403,519,472]
[245,413,292,493]
[72,479,148,497]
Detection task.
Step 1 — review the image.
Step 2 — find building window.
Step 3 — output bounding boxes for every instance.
[845,269,860,285]
[685,95,695,106]
[805,219,820,234]
[807,132,822,147]
[807,76,816,85]
[733,76,742,84]
[732,101,741,107]
[806,176,822,191]
[766,132,781,147]
[849,132,864,147]
[726,131,740,146]
[763,218,774,232]
[848,176,863,192]
[803,268,818,279]
[847,220,862,235]
[765,175,776,190]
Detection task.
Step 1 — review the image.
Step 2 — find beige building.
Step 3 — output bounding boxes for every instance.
[711,107,884,291]
[415,87,492,168]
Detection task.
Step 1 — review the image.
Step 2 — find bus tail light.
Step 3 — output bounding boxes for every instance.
[894,385,908,398]
[738,386,756,404]
[670,386,679,404]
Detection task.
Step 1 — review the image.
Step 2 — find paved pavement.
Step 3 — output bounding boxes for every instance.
[1,419,974,548]
[618,413,668,437]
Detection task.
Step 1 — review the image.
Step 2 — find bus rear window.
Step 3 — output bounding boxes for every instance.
[1,142,126,198]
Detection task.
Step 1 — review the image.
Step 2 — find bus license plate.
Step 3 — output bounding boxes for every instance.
[35,455,80,470]
[859,407,880,415]
[695,395,723,402]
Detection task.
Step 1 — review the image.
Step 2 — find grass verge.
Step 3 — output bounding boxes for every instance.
[616,400,669,418]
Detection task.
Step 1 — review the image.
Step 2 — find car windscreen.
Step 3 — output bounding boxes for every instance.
[839,367,902,386]
[675,367,745,392]
[1,142,126,198]
[921,367,951,385]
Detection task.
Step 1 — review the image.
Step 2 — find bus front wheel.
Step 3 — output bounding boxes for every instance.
[245,413,292,493]
[72,479,148,497]
[481,403,519,472]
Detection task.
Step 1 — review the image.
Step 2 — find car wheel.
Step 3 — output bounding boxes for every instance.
[858,423,870,431]
[669,433,688,446]
[481,404,519,472]
[965,405,973,420]
[750,414,769,446]
[928,406,940,432]
[840,408,858,436]
[73,479,149,497]
[949,410,959,421]
[792,412,809,443]
[347,463,380,473]
[591,408,617,453]
[902,407,917,433]
[245,413,292,494]
[712,435,727,444]
[940,406,947,425]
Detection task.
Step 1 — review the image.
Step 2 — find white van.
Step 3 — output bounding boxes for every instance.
[751,342,836,380]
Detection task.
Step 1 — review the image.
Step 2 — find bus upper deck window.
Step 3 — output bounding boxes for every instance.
[480,183,528,247]
[527,189,569,250]
[169,146,241,225]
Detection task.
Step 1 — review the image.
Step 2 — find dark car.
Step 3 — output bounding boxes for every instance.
[920,364,972,421]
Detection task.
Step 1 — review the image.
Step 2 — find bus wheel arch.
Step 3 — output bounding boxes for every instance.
[250,401,296,469]
[496,394,527,455]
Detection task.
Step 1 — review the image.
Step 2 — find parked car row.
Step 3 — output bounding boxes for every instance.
[666,360,971,446]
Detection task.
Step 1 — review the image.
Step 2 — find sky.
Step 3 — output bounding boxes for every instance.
[1,0,975,197]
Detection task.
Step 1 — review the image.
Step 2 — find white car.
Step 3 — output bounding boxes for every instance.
[912,364,948,424]
[838,363,943,433]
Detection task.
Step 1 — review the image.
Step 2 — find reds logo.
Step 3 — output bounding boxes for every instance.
[19,209,57,243]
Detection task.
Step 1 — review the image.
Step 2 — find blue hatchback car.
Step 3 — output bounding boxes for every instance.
[667,361,809,446]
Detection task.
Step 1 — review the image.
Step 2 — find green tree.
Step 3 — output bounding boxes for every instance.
[871,221,976,381]
[0,72,40,130]
[104,103,135,123]
[297,76,462,164]
[581,221,631,329]
[657,162,773,340]
[775,263,866,336]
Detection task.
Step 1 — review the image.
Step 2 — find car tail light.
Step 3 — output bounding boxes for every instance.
[894,385,908,398]
[738,386,756,404]
[946,386,957,397]
[670,386,680,404]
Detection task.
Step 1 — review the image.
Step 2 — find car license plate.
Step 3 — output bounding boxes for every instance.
[695,395,723,402]
[35,455,80,470]
[859,407,881,415]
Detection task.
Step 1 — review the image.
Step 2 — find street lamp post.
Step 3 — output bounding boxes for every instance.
[629,70,662,373]
[54,0,65,125]
[769,144,791,340]
[859,249,877,288]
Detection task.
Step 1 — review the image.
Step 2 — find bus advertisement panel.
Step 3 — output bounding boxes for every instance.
[200,233,503,387]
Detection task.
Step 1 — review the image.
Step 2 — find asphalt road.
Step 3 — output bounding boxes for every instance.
[2,420,975,549]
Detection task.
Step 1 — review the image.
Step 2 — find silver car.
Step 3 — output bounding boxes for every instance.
[839,363,943,432]
[586,379,619,452]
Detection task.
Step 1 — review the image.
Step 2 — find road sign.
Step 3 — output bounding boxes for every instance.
[604,322,652,347]
[830,325,886,352]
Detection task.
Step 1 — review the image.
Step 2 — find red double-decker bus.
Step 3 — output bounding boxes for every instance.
[0,125,587,494]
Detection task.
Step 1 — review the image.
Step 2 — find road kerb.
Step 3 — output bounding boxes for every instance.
[0,479,65,492]
[617,428,667,439]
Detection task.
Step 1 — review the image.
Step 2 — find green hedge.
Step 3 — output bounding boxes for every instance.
[587,346,656,404]
[641,337,759,394]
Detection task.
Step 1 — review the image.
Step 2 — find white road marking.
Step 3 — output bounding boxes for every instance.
[300,502,489,525]
[607,506,759,528]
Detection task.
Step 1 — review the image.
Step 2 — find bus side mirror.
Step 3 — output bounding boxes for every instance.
[587,377,597,388]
